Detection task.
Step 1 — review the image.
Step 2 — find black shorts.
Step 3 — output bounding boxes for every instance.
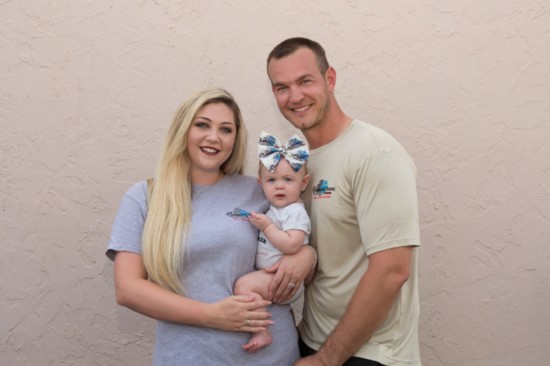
[299,338,384,366]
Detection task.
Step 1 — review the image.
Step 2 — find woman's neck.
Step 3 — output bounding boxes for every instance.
[190,169,224,185]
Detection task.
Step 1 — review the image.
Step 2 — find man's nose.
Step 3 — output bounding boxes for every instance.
[288,86,304,103]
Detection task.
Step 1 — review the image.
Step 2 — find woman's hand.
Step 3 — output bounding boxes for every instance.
[265,246,316,303]
[204,295,273,332]
[114,252,273,333]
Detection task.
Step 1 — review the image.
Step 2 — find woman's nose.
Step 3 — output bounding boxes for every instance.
[206,129,219,141]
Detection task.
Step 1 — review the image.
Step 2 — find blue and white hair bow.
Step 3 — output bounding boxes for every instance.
[258,131,309,172]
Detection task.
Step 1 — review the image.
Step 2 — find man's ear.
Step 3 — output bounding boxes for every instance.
[325,66,337,91]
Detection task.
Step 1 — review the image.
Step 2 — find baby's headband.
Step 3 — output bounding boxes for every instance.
[258,131,309,173]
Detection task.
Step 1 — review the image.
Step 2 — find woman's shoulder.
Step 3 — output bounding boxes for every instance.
[224,174,257,184]
[223,174,261,191]
[223,174,267,209]
[124,180,148,202]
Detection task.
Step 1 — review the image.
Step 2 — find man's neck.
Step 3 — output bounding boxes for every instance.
[304,107,352,149]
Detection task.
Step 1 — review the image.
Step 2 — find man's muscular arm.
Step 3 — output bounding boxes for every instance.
[295,246,413,366]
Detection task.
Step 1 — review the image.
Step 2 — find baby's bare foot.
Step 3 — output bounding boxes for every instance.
[242,330,272,353]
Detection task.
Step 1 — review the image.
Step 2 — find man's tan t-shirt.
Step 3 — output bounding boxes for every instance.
[299,120,421,365]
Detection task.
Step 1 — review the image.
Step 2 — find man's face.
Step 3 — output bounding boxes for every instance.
[267,48,333,132]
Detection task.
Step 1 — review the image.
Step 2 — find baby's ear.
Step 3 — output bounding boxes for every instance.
[301,174,311,191]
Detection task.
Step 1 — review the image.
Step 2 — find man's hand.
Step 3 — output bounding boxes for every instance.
[265,246,315,303]
[294,354,334,366]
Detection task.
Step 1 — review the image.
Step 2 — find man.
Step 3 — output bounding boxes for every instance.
[266,37,421,366]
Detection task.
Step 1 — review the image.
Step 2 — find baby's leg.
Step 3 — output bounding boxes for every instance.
[234,270,275,353]
[234,270,273,300]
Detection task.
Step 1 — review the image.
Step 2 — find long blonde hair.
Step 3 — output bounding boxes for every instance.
[142,87,247,294]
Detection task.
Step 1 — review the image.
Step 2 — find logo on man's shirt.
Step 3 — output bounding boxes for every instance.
[312,179,336,199]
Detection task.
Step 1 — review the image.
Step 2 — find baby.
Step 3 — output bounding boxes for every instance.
[234,131,311,353]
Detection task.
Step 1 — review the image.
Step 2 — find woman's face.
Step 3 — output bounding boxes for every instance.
[187,102,237,182]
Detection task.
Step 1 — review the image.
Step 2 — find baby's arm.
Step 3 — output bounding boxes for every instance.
[249,212,305,255]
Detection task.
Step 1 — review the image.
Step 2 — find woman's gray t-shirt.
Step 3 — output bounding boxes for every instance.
[107,174,300,365]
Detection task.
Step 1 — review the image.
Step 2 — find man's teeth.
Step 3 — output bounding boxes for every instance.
[294,106,309,112]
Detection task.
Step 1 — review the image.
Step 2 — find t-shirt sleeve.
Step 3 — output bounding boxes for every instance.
[354,151,420,255]
[106,182,148,261]
[281,204,311,240]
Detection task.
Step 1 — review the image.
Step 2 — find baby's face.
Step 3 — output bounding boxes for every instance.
[259,159,310,208]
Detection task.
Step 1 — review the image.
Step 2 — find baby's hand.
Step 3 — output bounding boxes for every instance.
[249,212,273,232]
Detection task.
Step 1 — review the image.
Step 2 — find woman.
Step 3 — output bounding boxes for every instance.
[106,87,315,365]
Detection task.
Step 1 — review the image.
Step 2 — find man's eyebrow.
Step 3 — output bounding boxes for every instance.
[297,73,315,80]
[272,73,315,87]
[271,81,287,88]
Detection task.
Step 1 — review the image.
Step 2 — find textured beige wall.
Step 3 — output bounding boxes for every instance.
[1,1,549,365]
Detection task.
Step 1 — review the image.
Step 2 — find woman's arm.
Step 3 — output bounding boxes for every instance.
[114,251,273,332]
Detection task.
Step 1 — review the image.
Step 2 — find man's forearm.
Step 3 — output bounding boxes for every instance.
[315,247,412,365]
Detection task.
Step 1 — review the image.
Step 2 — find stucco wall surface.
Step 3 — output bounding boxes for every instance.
[1,1,549,365]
